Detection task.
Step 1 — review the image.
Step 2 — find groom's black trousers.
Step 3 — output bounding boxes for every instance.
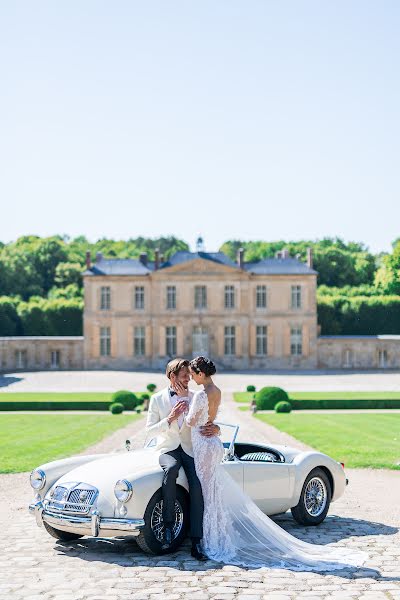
[159,445,204,539]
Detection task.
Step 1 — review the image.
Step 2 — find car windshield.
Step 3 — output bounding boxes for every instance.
[144,422,239,452]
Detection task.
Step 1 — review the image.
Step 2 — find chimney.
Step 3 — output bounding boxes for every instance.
[96,252,103,263]
[237,247,244,269]
[85,250,91,269]
[139,252,148,267]
[282,248,290,259]
[307,247,313,268]
[160,253,165,265]
[275,250,283,259]
[155,248,160,270]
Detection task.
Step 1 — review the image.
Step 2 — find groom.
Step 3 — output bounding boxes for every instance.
[146,357,219,560]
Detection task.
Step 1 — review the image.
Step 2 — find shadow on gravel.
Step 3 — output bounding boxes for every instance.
[0,375,23,388]
[273,514,398,544]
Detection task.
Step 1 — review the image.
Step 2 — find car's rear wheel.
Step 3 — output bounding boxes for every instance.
[136,487,188,554]
[43,520,84,541]
[291,468,331,526]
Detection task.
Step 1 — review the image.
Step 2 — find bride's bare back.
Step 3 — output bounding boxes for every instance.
[204,384,221,422]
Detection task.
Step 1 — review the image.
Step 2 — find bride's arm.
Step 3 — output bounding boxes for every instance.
[185,391,207,427]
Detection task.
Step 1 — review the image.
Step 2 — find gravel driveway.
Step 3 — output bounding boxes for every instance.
[1,391,399,600]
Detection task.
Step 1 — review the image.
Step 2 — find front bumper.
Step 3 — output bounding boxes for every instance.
[29,501,145,538]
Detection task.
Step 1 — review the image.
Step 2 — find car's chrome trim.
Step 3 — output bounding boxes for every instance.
[29,502,144,537]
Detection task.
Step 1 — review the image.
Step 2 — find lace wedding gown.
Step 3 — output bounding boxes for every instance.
[185,390,367,570]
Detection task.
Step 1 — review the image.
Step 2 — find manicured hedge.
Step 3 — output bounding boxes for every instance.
[0,401,112,411]
[290,399,400,410]
[256,387,290,410]
[317,295,400,335]
[275,401,292,413]
[111,390,140,410]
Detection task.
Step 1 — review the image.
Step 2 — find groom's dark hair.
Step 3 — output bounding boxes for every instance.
[166,358,190,379]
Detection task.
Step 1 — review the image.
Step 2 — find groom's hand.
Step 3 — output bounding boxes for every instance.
[200,421,220,437]
[174,381,189,397]
[167,400,188,425]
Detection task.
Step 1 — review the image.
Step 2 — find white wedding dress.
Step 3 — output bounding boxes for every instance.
[185,390,367,570]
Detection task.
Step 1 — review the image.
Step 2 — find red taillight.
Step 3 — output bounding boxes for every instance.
[340,462,345,469]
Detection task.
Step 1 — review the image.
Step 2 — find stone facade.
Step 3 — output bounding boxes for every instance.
[317,335,400,369]
[83,250,318,370]
[0,336,84,372]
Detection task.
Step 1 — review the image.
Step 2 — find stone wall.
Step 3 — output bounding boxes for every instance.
[317,335,400,369]
[0,337,84,372]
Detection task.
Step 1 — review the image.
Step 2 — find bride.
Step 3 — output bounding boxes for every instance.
[182,355,367,571]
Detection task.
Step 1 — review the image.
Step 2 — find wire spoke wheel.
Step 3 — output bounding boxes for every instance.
[150,499,184,543]
[304,477,327,517]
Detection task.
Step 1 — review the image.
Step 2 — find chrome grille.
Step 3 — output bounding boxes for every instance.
[48,484,98,514]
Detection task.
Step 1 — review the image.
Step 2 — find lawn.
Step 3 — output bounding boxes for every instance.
[0,413,142,473]
[256,413,400,470]
[235,391,400,403]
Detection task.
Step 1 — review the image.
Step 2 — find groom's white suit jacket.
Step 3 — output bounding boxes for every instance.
[146,387,195,457]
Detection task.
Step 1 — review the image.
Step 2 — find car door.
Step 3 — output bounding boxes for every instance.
[220,460,244,488]
[242,462,291,515]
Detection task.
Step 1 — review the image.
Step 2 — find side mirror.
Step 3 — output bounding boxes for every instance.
[125,439,131,452]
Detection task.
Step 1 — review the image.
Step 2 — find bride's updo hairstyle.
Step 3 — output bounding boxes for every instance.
[190,356,216,377]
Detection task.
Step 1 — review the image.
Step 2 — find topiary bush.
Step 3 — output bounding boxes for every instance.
[256,387,290,410]
[111,390,140,410]
[147,383,157,393]
[246,385,256,392]
[110,402,124,414]
[275,401,292,413]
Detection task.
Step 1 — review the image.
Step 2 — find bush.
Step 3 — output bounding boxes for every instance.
[275,401,292,413]
[147,383,157,393]
[110,402,124,414]
[246,385,256,392]
[111,390,140,410]
[256,387,289,410]
[141,393,150,400]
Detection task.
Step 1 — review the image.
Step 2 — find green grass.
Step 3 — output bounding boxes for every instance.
[256,413,400,470]
[234,391,400,403]
[0,413,142,473]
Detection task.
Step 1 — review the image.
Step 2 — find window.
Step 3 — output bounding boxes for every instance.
[100,327,111,356]
[290,326,302,356]
[166,326,177,356]
[134,327,146,356]
[135,286,145,310]
[291,285,302,309]
[256,326,267,356]
[167,286,176,310]
[378,349,388,368]
[50,350,60,368]
[256,285,267,308]
[194,286,207,309]
[15,350,27,369]
[224,326,236,356]
[100,286,111,310]
[224,285,235,309]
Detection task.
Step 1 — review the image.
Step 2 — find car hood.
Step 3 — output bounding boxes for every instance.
[48,448,161,514]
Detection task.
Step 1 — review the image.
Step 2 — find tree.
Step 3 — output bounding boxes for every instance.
[54,262,83,287]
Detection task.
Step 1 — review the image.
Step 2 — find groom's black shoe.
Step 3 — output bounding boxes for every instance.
[161,526,173,551]
[191,542,207,561]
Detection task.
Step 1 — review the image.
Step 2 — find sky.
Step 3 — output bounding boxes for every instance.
[0,1,399,254]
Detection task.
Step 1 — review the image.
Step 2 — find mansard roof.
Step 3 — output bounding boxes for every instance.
[83,251,317,276]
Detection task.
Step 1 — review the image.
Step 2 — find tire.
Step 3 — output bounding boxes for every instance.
[136,487,189,555]
[43,520,84,541]
[291,467,332,526]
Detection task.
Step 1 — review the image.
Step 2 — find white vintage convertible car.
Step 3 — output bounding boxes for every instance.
[29,424,348,554]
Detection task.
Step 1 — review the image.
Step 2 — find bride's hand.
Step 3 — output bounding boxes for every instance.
[174,381,189,397]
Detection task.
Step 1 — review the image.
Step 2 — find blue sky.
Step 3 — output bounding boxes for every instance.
[0,1,399,253]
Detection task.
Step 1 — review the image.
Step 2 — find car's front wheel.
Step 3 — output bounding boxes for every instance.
[136,487,188,554]
[291,467,331,526]
[43,521,84,541]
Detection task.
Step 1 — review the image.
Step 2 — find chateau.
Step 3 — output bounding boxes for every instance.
[1,246,399,372]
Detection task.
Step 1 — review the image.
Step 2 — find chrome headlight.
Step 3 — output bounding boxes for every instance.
[114,479,133,503]
[30,469,46,490]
